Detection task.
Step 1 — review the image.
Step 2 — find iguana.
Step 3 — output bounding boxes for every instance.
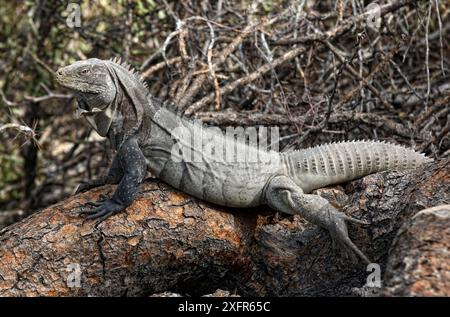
[55,58,431,263]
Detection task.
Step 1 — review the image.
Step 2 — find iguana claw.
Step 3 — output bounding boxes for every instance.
[327,211,371,264]
[74,197,126,223]
[75,179,107,194]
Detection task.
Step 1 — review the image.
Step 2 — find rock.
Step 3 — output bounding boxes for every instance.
[203,289,240,297]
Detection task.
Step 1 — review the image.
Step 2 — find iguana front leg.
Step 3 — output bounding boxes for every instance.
[264,175,370,263]
[77,137,146,222]
[75,155,123,193]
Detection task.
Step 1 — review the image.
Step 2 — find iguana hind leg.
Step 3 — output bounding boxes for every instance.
[76,137,146,222]
[264,175,370,263]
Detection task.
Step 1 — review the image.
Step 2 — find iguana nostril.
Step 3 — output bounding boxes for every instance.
[56,69,63,76]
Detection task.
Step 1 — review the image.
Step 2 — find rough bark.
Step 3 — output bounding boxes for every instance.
[0,159,448,296]
[383,205,450,296]
[0,181,252,296]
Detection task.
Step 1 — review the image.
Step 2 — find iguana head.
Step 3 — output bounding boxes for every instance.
[56,58,114,94]
[56,58,149,143]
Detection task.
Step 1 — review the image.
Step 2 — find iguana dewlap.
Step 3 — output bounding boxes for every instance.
[56,58,431,263]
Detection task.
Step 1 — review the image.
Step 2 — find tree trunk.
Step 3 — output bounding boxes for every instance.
[0,159,448,296]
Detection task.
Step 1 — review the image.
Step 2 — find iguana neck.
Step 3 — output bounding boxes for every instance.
[102,60,159,150]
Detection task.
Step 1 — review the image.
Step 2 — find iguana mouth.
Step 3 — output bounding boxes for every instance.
[54,74,68,88]
[55,69,72,88]
[56,78,100,94]
[55,71,102,94]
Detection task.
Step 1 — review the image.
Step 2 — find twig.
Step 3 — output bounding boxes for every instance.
[434,0,445,76]
[185,45,308,115]
[389,59,425,104]
[25,84,72,103]
[141,57,183,79]
[204,20,221,110]
[335,45,399,111]
[292,47,352,147]
[0,123,37,145]
[337,0,344,23]
[0,89,17,107]
[424,1,432,106]
[326,41,395,112]
[185,0,416,114]
[30,52,55,76]
[177,19,267,109]
[194,111,412,138]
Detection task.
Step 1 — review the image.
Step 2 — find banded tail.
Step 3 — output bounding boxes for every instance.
[287,140,431,192]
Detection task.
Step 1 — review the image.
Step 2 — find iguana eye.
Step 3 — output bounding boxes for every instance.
[79,68,89,75]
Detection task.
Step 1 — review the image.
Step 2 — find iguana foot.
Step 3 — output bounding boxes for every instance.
[75,195,126,223]
[324,209,371,264]
[265,175,371,264]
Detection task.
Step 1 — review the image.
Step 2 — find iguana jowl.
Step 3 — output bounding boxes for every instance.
[56,58,431,263]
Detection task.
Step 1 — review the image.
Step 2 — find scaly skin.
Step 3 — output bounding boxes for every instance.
[285,141,430,193]
[56,58,431,263]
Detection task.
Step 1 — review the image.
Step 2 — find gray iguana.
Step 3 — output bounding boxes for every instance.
[56,58,431,263]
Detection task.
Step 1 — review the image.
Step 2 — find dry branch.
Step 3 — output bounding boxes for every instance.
[184,0,416,115]
[195,110,413,138]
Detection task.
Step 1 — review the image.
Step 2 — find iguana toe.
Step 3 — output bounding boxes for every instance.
[327,212,371,264]
[75,182,94,194]
[75,198,126,222]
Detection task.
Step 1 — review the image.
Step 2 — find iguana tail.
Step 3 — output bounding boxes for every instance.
[287,140,431,192]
